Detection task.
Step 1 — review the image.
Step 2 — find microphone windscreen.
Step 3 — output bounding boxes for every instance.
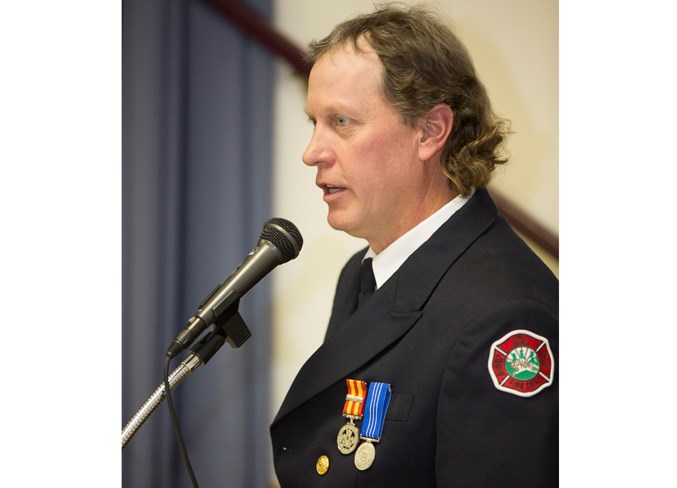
[260,218,303,262]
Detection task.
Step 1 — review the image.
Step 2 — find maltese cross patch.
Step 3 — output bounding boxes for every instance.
[488,329,554,397]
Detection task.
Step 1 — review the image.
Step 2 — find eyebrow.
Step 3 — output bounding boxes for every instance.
[304,101,356,119]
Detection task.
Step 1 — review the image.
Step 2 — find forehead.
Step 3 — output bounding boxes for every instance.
[317,37,380,70]
[305,40,387,114]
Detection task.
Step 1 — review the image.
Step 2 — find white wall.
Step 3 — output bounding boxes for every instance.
[270,0,558,424]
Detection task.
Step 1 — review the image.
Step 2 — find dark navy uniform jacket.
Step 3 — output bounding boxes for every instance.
[271,189,558,487]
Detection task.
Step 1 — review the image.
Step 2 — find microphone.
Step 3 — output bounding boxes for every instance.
[167,218,303,359]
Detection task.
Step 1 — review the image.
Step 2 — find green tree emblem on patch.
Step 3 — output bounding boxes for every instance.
[505,347,540,381]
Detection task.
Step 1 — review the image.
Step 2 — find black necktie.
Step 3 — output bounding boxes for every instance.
[358,258,376,309]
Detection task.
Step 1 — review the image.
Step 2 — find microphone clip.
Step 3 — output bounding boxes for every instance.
[166,293,251,358]
[214,298,251,349]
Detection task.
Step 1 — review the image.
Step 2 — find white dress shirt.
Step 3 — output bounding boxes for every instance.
[364,191,473,290]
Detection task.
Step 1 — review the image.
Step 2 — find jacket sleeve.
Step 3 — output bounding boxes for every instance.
[435,299,559,487]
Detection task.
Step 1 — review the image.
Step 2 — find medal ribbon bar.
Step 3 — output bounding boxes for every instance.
[343,379,368,418]
[360,382,391,442]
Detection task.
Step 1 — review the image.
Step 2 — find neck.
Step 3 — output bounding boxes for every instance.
[368,181,457,254]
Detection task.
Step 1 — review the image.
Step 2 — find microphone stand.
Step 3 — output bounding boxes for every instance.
[122,302,251,449]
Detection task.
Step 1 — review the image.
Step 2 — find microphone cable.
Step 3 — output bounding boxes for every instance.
[164,355,200,488]
[157,217,302,487]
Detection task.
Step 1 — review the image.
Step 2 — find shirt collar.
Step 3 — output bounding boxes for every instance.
[363,190,474,289]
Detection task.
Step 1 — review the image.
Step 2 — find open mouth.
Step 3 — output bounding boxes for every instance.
[323,184,346,195]
[326,184,343,194]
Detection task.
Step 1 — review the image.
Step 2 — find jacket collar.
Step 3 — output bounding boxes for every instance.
[272,189,498,425]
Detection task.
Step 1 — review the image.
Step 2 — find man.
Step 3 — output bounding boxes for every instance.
[271,5,558,487]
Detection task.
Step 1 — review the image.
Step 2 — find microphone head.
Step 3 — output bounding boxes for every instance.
[260,218,303,262]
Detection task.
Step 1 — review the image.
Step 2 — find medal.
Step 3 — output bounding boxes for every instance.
[354,441,376,470]
[337,379,368,454]
[354,381,391,471]
[337,423,360,454]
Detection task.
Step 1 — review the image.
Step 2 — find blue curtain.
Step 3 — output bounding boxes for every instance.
[122,0,273,486]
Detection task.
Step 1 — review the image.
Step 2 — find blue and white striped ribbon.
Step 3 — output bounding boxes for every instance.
[360,382,392,441]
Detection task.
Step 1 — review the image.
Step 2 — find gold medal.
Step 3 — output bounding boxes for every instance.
[337,422,360,454]
[354,441,376,471]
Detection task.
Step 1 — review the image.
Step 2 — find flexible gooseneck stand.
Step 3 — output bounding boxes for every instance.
[122,218,304,450]
[122,302,251,449]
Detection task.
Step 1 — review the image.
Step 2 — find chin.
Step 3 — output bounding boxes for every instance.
[327,214,369,242]
[327,211,356,234]
[326,214,346,232]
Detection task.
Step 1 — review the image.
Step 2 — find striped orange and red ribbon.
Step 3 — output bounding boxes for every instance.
[343,379,368,419]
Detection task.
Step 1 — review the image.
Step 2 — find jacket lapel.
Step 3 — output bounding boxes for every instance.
[272,283,422,423]
[272,189,498,425]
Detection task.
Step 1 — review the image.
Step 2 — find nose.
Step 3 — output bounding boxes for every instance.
[302,126,333,167]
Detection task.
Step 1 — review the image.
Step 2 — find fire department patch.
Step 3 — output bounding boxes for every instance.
[488,329,554,397]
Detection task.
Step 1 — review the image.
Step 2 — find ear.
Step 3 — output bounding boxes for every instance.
[417,103,454,162]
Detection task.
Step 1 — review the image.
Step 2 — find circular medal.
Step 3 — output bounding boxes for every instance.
[337,423,360,454]
[354,441,376,471]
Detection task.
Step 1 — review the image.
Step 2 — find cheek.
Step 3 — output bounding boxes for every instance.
[341,138,382,184]
[373,132,419,182]
[341,126,418,196]
[350,128,412,168]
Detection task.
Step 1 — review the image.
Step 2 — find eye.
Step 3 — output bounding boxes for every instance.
[334,115,349,127]
[308,116,317,127]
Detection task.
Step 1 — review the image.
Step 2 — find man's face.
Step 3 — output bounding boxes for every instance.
[303,41,429,252]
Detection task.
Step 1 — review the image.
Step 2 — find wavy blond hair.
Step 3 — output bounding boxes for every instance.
[306,4,510,196]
